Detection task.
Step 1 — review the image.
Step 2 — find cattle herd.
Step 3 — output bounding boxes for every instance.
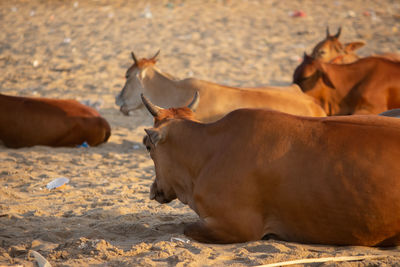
[3,28,400,246]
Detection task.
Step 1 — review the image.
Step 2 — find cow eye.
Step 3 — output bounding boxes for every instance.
[319,50,326,55]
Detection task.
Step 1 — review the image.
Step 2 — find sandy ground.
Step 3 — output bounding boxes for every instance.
[1,0,400,266]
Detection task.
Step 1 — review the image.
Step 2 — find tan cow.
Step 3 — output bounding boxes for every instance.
[311,27,400,63]
[293,54,400,115]
[142,94,400,245]
[0,93,111,148]
[115,51,326,122]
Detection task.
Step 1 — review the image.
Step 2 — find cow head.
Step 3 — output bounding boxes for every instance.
[294,53,336,92]
[293,53,321,91]
[115,50,160,115]
[311,27,365,63]
[142,92,199,204]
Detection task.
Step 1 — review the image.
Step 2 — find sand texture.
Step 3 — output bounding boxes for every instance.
[1,0,400,266]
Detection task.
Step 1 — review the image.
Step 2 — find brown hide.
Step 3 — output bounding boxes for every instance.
[293,55,400,115]
[115,51,326,121]
[144,105,400,245]
[0,94,111,148]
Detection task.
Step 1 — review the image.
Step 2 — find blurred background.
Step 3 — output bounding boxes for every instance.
[1,0,399,105]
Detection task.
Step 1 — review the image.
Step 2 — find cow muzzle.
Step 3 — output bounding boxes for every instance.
[115,93,124,107]
[120,105,139,116]
[150,182,172,204]
[119,102,143,116]
[119,105,132,116]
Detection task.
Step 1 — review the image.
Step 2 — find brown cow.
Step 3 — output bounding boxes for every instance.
[311,27,400,63]
[311,27,364,63]
[293,54,400,115]
[142,94,400,246]
[115,51,326,122]
[0,93,111,148]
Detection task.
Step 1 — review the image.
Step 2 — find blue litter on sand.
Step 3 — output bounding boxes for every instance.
[77,141,89,148]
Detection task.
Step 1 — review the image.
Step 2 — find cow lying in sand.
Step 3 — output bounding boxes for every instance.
[293,54,400,115]
[0,93,111,148]
[311,27,400,63]
[142,93,400,245]
[115,51,326,122]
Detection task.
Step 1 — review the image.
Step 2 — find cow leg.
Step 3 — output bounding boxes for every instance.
[184,221,236,244]
[184,218,261,244]
[376,233,400,247]
[53,125,83,147]
[262,233,282,241]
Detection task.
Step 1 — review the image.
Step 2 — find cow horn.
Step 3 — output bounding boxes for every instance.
[187,91,200,111]
[152,50,160,60]
[141,94,162,117]
[131,51,138,64]
[326,26,330,37]
[334,27,342,38]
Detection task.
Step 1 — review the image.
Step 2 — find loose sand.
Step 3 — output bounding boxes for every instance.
[1,0,400,266]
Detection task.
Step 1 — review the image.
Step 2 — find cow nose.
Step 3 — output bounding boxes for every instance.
[119,105,131,116]
[155,194,169,204]
[115,92,123,106]
[150,182,157,200]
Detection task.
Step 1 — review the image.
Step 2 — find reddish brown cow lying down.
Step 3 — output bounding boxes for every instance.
[0,94,111,148]
[293,54,400,115]
[142,93,400,245]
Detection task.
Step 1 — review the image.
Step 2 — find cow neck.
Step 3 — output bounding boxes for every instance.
[301,78,333,115]
[322,62,367,98]
[306,61,370,115]
[141,66,196,108]
[161,120,212,208]
[297,69,322,92]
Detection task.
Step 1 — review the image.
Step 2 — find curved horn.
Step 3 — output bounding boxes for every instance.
[334,27,342,38]
[131,51,138,64]
[141,94,162,117]
[187,91,200,111]
[326,26,330,37]
[152,50,160,60]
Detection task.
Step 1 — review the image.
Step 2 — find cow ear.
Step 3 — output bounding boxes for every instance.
[344,41,365,53]
[321,71,335,89]
[144,128,164,146]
